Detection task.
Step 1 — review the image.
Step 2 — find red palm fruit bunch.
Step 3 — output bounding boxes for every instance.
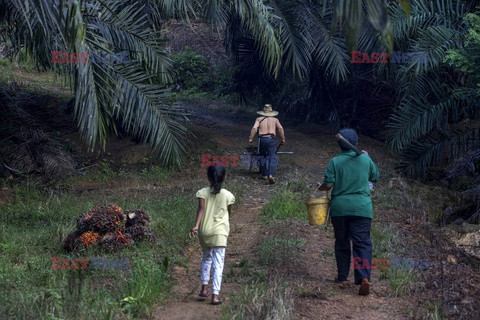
[125,224,155,242]
[76,206,99,232]
[98,230,133,250]
[116,230,132,244]
[64,205,153,252]
[77,205,126,233]
[125,209,151,227]
[87,205,126,233]
[125,209,154,241]
[64,231,81,252]
[79,231,100,247]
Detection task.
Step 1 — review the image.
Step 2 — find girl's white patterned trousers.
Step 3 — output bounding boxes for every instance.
[200,247,226,295]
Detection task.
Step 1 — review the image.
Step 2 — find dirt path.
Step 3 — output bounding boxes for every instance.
[152,105,476,319]
[153,107,284,319]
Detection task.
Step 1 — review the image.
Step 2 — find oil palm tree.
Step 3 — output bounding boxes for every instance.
[385,0,480,178]
[157,0,406,82]
[0,0,187,165]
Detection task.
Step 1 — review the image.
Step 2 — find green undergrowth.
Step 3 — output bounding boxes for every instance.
[69,160,178,184]
[0,57,73,100]
[261,189,306,222]
[258,237,305,267]
[223,184,304,319]
[0,181,197,319]
[371,180,431,298]
[223,182,246,206]
[371,223,421,297]
[221,279,294,320]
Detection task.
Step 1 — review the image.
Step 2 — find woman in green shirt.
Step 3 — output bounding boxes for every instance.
[318,128,380,296]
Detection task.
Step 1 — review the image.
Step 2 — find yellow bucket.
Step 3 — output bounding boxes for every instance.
[306,197,329,226]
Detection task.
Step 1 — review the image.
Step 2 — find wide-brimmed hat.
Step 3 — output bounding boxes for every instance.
[257,104,279,117]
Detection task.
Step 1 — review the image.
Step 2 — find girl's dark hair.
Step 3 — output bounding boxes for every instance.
[207,166,226,194]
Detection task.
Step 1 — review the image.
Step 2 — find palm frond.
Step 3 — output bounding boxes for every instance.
[312,25,349,84]
[410,26,462,74]
[397,128,480,178]
[155,0,198,20]
[4,0,188,164]
[111,65,188,165]
[386,96,456,152]
[87,1,173,83]
[234,0,283,77]
[271,0,312,79]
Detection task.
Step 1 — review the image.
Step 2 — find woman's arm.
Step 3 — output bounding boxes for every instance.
[189,198,205,237]
[317,182,333,191]
[227,204,233,216]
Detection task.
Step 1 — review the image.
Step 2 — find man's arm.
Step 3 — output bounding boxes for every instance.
[248,118,260,143]
[276,119,285,143]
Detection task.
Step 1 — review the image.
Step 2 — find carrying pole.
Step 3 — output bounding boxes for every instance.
[336,134,363,156]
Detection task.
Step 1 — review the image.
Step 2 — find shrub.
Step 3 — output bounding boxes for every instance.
[171,47,211,89]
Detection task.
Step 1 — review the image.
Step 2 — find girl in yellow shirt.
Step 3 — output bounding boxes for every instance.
[190,166,235,305]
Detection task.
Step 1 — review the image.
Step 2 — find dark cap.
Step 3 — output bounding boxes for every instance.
[338,128,358,150]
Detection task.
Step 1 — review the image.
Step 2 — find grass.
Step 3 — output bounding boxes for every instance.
[258,237,305,267]
[221,279,294,320]
[371,224,403,259]
[386,268,417,297]
[374,190,400,211]
[422,301,445,320]
[370,223,420,297]
[261,189,306,222]
[223,183,305,319]
[63,162,179,192]
[140,165,175,181]
[0,57,73,100]
[0,181,197,319]
[223,182,246,206]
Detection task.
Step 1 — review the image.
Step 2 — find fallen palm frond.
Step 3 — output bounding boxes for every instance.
[443,149,480,223]
[0,84,78,180]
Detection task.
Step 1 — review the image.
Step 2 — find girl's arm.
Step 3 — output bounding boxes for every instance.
[189,198,205,237]
[227,204,233,216]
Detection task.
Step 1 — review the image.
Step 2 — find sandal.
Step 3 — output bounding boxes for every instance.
[211,298,223,305]
[198,290,211,298]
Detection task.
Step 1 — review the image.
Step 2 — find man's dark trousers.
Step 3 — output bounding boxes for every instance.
[331,215,372,284]
[259,136,277,176]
